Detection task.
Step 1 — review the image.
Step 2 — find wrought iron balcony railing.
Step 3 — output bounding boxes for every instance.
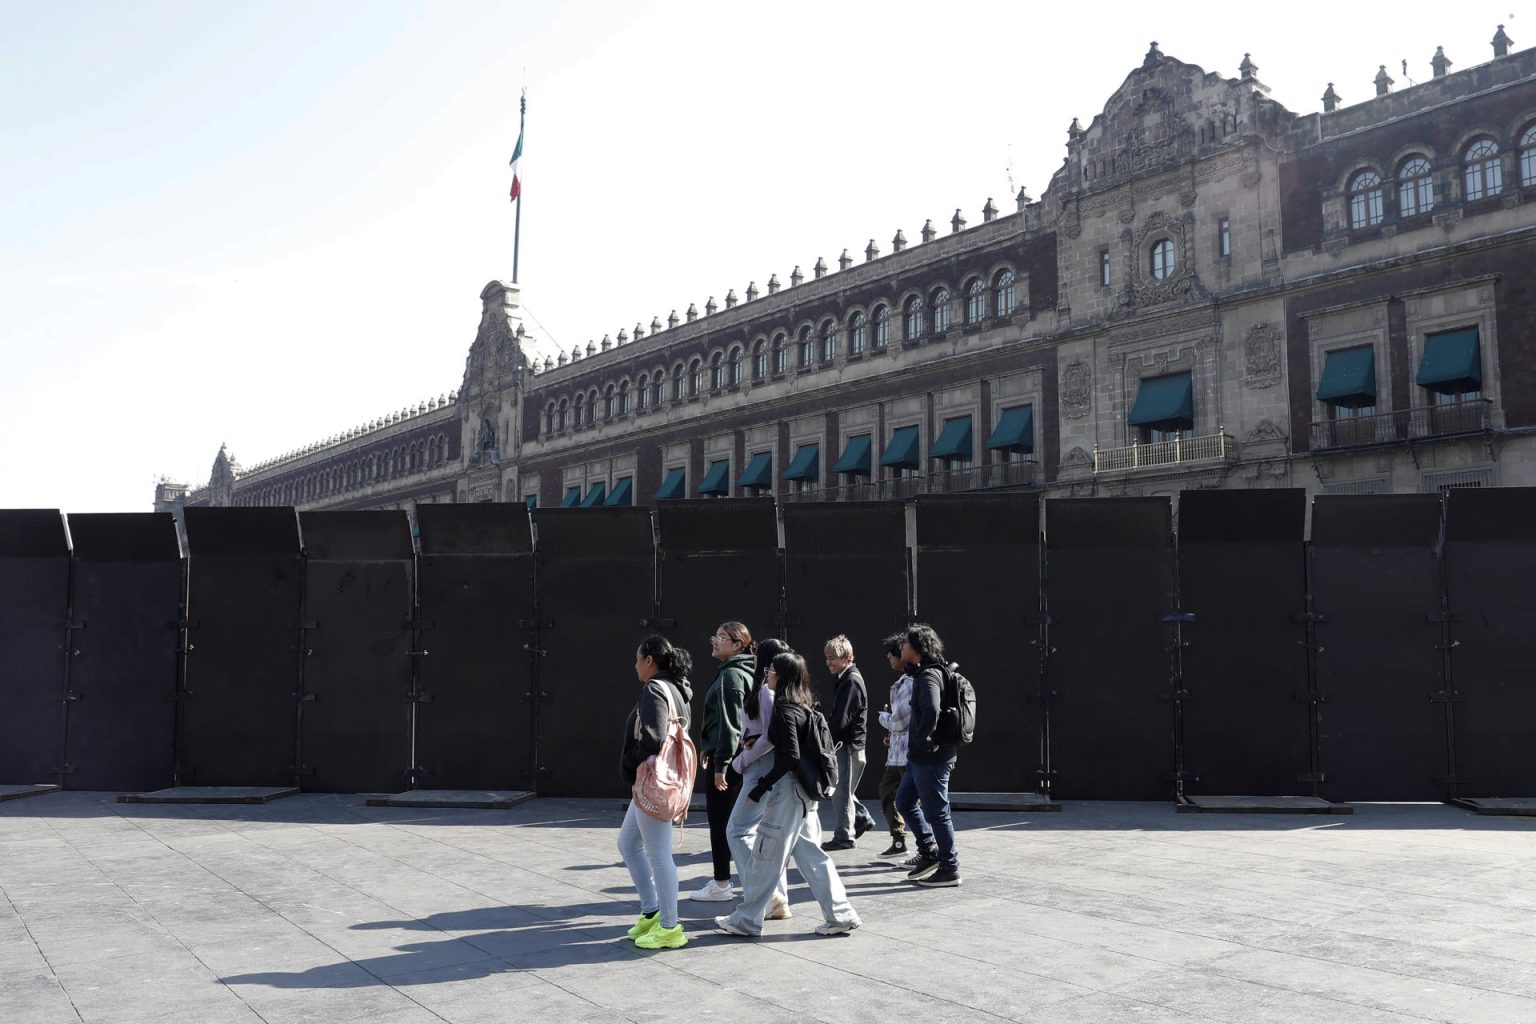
[1093,431,1236,473]
[1309,400,1492,450]
[783,461,1038,502]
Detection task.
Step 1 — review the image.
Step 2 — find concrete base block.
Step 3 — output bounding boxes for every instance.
[365,789,535,809]
[118,787,299,805]
[1177,795,1352,814]
[952,791,1062,812]
[1449,796,1536,816]
[0,784,59,803]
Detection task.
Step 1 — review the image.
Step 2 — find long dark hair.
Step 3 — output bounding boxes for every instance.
[904,623,945,666]
[638,634,693,682]
[770,651,815,708]
[746,638,791,721]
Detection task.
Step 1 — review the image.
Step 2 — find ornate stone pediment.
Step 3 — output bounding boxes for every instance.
[1243,323,1283,388]
[1124,210,1199,310]
[1061,361,1093,419]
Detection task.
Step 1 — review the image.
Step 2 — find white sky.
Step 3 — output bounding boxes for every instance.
[0,0,1520,511]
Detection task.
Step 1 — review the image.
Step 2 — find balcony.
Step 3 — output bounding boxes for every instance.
[785,462,1038,503]
[1093,431,1237,474]
[1309,401,1492,450]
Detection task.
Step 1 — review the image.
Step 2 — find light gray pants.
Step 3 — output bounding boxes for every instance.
[726,757,788,906]
[833,744,874,841]
[725,773,858,935]
[617,799,679,928]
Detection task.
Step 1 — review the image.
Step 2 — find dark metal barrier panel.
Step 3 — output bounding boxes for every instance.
[1312,494,1446,801]
[535,507,655,797]
[1443,487,1536,797]
[415,503,534,791]
[181,508,303,787]
[0,510,70,784]
[1177,489,1310,796]
[1045,497,1174,800]
[914,493,1041,792]
[656,499,779,752]
[297,511,414,793]
[65,513,181,792]
[782,502,908,799]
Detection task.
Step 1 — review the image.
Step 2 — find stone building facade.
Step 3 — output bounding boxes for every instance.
[161,34,1536,521]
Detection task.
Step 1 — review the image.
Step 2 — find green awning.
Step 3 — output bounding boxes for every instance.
[525,494,537,509]
[655,468,687,501]
[579,482,607,507]
[1127,373,1195,428]
[560,486,582,508]
[987,406,1034,452]
[1315,347,1377,407]
[1416,327,1482,394]
[603,478,633,506]
[739,452,774,489]
[832,435,872,475]
[879,425,921,469]
[698,459,731,496]
[784,443,819,481]
[929,416,973,460]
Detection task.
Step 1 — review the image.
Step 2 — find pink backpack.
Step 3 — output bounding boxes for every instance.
[632,682,698,823]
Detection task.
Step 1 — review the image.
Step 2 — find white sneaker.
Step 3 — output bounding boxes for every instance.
[815,917,861,936]
[686,879,736,902]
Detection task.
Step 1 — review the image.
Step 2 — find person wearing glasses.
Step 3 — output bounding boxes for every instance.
[686,621,756,903]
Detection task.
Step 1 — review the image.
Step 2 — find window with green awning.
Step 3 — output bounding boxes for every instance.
[739,452,773,490]
[604,477,633,506]
[929,416,973,461]
[655,468,687,501]
[1316,347,1377,407]
[784,443,819,481]
[579,482,607,507]
[879,425,921,469]
[1127,373,1195,429]
[832,435,872,475]
[697,459,731,496]
[1416,327,1482,394]
[560,486,582,508]
[987,405,1034,452]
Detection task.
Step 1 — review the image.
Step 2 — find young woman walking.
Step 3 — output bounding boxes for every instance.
[725,638,792,920]
[618,635,695,950]
[688,621,755,902]
[717,651,861,938]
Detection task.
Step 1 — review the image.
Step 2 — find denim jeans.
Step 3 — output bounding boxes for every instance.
[726,757,788,906]
[895,756,958,871]
[725,773,858,935]
[618,799,679,927]
[833,744,875,842]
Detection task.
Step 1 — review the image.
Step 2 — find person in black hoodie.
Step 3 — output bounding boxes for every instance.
[822,634,876,850]
[687,621,755,902]
[618,635,695,949]
[893,623,962,888]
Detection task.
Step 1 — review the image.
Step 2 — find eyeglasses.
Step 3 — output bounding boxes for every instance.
[711,633,735,643]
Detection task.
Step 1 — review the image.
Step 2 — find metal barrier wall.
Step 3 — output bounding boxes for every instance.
[65,513,181,792]
[0,510,70,785]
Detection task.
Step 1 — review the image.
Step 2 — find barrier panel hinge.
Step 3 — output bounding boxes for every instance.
[1159,689,1191,702]
[404,691,432,704]
[1428,690,1464,704]
[171,691,197,702]
[1160,612,1197,624]
[521,644,548,657]
[1434,640,1460,652]
[60,690,81,703]
[291,692,317,703]
[407,649,430,657]
[517,618,553,629]
[1290,611,1327,624]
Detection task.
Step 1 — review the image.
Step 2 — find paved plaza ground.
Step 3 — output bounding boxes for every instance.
[3,792,1535,1023]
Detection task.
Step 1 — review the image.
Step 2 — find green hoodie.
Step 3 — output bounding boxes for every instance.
[700,653,754,769]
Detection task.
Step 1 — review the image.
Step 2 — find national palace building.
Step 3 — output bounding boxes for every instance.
[158,31,1536,521]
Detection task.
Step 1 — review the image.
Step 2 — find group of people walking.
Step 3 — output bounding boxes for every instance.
[618,621,964,950]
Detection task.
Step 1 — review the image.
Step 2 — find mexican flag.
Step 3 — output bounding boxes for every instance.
[508,127,523,202]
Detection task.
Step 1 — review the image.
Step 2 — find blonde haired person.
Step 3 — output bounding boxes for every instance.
[821,634,875,850]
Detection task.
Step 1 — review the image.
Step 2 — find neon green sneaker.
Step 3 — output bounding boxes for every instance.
[634,922,688,950]
[626,913,659,941]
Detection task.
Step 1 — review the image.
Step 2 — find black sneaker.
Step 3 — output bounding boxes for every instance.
[915,866,961,888]
[879,838,907,858]
[854,817,873,839]
[905,850,940,880]
[821,837,855,852]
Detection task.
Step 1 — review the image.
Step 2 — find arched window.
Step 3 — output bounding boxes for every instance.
[753,340,768,380]
[654,369,667,405]
[586,390,598,426]
[557,398,568,431]
[573,394,585,429]
[848,311,867,355]
[710,352,724,391]
[545,402,555,434]
[1149,238,1176,280]
[930,288,951,333]
[729,346,742,385]
[994,270,1016,316]
[964,279,985,325]
[637,374,649,410]
[772,333,787,373]
[1398,157,1434,217]
[873,305,890,348]
[1463,138,1502,200]
[618,380,630,415]
[820,319,837,362]
[903,296,924,340]
[688,358,701,397]
[797,327,813,369]
[673,364,684,400]
[1520,124,1536,188]
[1348,169,1384,228]
[603,384,615,420]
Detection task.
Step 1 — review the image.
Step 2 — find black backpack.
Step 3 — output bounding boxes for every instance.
[795,704,839,800]
[934,663,977,746]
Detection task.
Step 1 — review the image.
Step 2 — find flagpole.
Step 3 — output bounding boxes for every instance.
[513,90,526,285]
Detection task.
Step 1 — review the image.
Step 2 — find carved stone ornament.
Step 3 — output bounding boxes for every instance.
[471,483,496,503]
[1064,446,1093,468]
[1241,169,1262,189]
[1126,210,1197,309]
[1243,322,1283,388]
[1061,360,1093,419]
[1244,419,1287,442]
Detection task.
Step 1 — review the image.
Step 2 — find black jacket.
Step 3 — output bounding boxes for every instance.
[748,699,810,801]
[906,662,958,765]
[620,675,694,784]
[829,664,868,750]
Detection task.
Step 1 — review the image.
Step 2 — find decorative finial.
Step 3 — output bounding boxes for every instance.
[790,265,804,286]
[921,219,936,243]
[1374,65,1394,97]
[633,322,644,340]
[766,274,780,294]
[1493,24,1513,59]
[982,197,998,222]
[723,290,736,309]
[601,334,612,351]
[1068,117,1085,142]
[1016,186,1032,210]
[1144,41,1164,67]
[1322,82,1340,112]
[1239,53,1257,80]
[814,257,827,278]
[892,229,907,252]
[951,208,967,234]
[651,316,663,332]
[864,239,879,262]
[838,249,852,271]
[670,309,681,328]
[685,304,697,322]
[1431,46,1452,78]
[705,296,718,315]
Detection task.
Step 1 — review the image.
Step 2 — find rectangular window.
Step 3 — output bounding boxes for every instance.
[1098,250,1111,287]
[1218,217,1231,257]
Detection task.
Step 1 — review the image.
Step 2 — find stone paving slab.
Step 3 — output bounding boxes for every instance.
[2,794,1534,1023]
